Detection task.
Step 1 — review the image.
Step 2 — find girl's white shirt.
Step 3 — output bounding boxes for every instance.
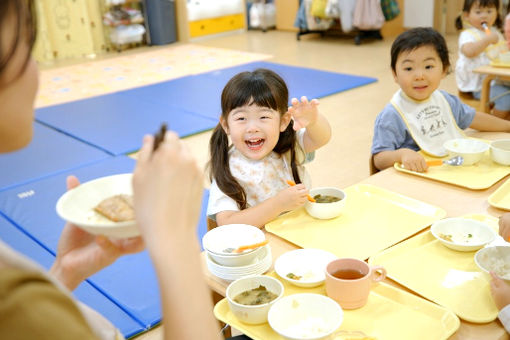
[207,128,313,220]
[455,27,505,92]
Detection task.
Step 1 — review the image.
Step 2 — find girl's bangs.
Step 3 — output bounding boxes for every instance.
[226,77,278,112]
[474,0,498,8]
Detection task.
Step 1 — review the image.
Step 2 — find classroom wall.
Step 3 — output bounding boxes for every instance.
[403,0,434,28]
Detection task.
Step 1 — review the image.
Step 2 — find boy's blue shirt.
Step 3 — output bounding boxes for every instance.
[371,90,476,155]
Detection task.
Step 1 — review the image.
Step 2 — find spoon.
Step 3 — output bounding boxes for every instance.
[482,22,491,35]
[223,240,269,254]
[286,180,316,202]
[426,156,464,167]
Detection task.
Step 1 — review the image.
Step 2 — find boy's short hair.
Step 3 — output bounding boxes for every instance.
[390,27,450,73]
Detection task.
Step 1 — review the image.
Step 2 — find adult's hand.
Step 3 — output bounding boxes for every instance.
[50,176,144,291]
[132,132,203,252]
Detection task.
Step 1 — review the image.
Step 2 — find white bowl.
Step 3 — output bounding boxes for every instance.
[490,139,510,166]
[206,246,266,267]
[268,293,343,340]
[275,249,338,288]
[226,275,284,324]
[202,224,265,266]
[56,173,138,238]
[443,138,489,166]
[205,245,273,282]
[431,218,495,252]
[305,187,346,220]
[475,246,510,283]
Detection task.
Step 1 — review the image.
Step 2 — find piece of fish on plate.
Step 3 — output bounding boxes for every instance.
[94,194,135,222]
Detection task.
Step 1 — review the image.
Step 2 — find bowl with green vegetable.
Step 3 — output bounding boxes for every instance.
[275,248,338,288]
[431,217,495,252]
[305,187,346,219]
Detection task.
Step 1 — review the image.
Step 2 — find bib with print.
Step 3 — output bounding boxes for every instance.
[391,90,465,157]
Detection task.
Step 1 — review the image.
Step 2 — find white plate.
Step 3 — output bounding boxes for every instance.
[56,173,139,238]
[274,248,338,288]
[206,245,272,281]
[431,217,495,252]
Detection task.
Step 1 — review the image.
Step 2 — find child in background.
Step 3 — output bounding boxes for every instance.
[489,213,510,333]
[371,27,510,172]
[207,69,331,228]
[455,0,510,120]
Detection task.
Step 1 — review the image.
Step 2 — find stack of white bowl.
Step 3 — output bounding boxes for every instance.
[202,224,272,281]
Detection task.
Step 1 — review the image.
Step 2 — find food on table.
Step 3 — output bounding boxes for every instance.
[313,194,342,203]
[438,233,453,242]
[286,272,302,280]
[233,285,278,305]
[479,250,510,280]
[94,194,135,222]
[439,232,475,244]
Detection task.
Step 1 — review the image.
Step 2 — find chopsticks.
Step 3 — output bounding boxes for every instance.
[286,180,316,202]
[152,123,167,152]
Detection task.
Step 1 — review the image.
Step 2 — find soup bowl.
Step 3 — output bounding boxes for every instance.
[490,139,510,166]
[226,275,284,324]
[305,187,346,220]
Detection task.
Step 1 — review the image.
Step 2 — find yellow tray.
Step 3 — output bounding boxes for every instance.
[368,214,499,323]
[265,184,446,260]
[394,149,510,190]
[490,59,510,68]
[488,177,510,210]
[214,272,460,340]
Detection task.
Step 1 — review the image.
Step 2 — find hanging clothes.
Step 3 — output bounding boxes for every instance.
[353,0,385,30]
[294,0,333,31]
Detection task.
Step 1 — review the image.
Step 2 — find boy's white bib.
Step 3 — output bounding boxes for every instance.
[391,89,465,157]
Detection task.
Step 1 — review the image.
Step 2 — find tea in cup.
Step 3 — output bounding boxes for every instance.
[325,258,386,309]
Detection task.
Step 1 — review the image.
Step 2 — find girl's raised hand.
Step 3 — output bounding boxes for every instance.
[277,183,309,212]
[288,96,320,131]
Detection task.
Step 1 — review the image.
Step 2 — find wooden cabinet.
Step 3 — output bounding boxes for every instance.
[275,0,299,32]
[174,0,246,42]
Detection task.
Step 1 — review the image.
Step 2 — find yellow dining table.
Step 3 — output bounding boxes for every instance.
[191,167,510,340]
[134,131,510,340]
[473,64,510,113]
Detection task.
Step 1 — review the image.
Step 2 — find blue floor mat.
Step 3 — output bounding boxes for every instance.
[0,214,144,338]
[36,93,217,156]
[0,122,110,192]
[35,61,376,154]
[0,156,211,331]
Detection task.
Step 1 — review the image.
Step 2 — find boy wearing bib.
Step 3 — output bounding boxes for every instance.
[371,27,510,172]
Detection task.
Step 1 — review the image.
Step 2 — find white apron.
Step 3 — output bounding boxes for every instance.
[229,147,310,208]
[391,89,465,157]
